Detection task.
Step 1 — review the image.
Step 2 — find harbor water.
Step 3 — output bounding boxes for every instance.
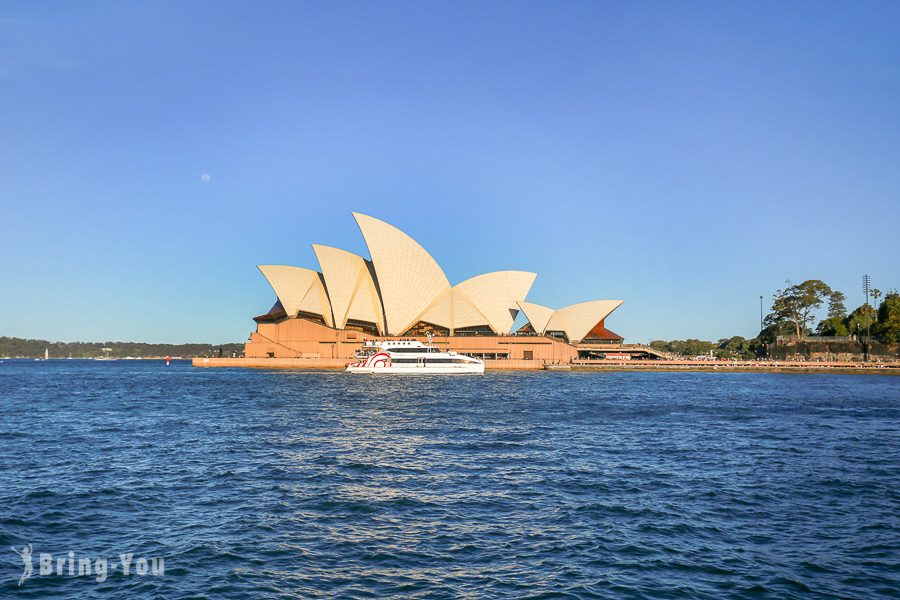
[1,360,898,598]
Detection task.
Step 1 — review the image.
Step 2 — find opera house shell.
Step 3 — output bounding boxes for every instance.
[245,213,624,362]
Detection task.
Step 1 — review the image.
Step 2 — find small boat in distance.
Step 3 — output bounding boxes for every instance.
[346,335,484,374]
[96,347,118,361]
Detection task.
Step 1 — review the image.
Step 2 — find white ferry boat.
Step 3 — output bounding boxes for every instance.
[346,337,484,374]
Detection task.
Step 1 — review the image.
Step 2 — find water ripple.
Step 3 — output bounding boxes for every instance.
[0,361,898,598]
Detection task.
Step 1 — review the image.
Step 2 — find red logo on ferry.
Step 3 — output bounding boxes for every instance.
[366,352,391,368]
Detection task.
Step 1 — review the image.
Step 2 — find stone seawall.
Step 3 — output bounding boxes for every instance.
[769,340,899,361]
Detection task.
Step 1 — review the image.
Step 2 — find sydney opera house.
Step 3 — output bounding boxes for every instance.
[244,213,625,363]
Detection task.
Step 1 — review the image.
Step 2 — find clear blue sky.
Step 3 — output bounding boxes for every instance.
[2,1,898,344]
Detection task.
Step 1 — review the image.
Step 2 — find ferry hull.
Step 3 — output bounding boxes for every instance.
[346,339,485,374]
[346,364,484,374]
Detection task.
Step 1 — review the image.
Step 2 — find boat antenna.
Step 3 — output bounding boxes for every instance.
[425,329,434,346]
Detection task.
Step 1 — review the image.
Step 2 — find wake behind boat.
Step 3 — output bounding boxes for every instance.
[346,337,484,374]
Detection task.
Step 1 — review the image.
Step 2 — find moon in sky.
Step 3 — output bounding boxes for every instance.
[200,173,211,182]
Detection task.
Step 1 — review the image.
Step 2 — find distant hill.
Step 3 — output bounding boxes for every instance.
[0,336,244,359]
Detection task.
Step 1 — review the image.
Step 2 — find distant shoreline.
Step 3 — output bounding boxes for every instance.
[0,336,243,360]
[0,357,191,361]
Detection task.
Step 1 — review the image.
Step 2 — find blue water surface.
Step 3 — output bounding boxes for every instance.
[0,360,898,598]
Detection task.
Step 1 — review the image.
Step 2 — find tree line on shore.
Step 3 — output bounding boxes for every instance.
[762,279,899,343]
[0,336,245,359]
[649,337,763,360]
[651,279,900,359]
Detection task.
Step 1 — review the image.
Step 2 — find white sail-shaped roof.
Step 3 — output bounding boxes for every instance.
[345,263,385,334]
[258,265,318,318]
[313,245,384,333]
[415,289,453,330]
[544,300,623,343]
[258,265,333,326]
[297,273,334,327]
[516,301,555,334]
[456,271,536,334]
[256,214,625,341]
[353,212,450,335]
[447,289,491,330]
[416,288,490,332]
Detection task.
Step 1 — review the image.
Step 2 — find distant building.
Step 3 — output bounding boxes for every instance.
[245,213,624,361]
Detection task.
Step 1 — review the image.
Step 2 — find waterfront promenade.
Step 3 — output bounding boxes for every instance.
[193,356,900,373]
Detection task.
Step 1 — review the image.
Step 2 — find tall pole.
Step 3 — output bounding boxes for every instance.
[759,295,764,333]
[863,274,871,362]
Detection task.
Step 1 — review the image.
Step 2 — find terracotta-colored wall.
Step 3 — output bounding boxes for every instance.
[244,317,578,362]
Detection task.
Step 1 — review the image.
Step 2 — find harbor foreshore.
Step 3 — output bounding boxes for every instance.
[193,357,542,369]
[193,357,900,373]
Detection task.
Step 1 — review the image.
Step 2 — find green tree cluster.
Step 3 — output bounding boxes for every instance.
[0,337,244,359]
[816,290,849,336]
[649,337,762,359]
[714,336,763,359]
[761,278,898,344]
[766,280,832,338]
[875,291,900,343]
[844,304,877,338]
[649,339,716,356]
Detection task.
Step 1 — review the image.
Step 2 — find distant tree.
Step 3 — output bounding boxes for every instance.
[875,291,900,343]
[757,322,792,344]
[767,279,832,338]
[714,336,759,359]
[717,336,745,353]
[816,290,849,336]
[649,340,669,352]
[845,305,877,339]
[648,339,717,356]
[816,317,850,337]
[827,291,847,320]
[670,339,717,356]
[871,288,882,310]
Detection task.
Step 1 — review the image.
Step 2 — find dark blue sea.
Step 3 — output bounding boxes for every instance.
[1,360,898,598]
